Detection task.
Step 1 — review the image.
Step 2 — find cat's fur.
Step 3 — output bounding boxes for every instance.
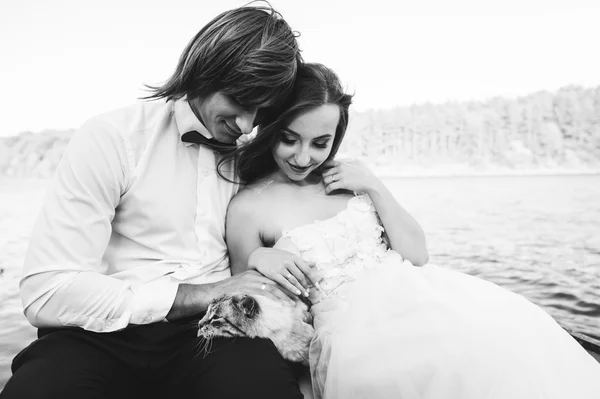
[197,294,315,365]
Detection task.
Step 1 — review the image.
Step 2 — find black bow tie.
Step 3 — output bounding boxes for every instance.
[181,131,237,154]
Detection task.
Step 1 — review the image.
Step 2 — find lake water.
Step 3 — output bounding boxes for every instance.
[1,175,599,389]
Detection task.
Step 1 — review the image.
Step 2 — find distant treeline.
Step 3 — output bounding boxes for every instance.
[0,130,74,178]
[2,85,599,177]
[340,85,600,171]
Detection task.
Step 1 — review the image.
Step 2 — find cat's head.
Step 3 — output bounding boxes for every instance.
[197,293,314,365]
[197,294,261,339]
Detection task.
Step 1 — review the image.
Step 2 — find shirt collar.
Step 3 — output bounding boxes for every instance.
[173,96,213,147]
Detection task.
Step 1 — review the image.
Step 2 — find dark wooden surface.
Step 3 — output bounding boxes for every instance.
[568,330,600,363]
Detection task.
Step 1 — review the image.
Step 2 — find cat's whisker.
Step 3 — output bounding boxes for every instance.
[194,335,206,350]
[203,335,215,359]
[194,336,206,354]
[184,320,200,331]
[202,342,211,358]
[195,333,216,359]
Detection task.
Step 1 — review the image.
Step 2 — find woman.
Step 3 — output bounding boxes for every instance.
[224,63,600,399]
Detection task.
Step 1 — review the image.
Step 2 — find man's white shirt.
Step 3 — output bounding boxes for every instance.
[21,98,239,332]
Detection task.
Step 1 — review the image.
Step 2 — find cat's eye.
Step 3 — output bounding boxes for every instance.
[210,317,225,325]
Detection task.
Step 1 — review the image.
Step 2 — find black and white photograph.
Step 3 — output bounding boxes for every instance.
[1,0,599,397]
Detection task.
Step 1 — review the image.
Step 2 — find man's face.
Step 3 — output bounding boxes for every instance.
[190,92,262,143]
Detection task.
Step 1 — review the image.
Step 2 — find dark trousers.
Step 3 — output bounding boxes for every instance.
[1,317,304,399]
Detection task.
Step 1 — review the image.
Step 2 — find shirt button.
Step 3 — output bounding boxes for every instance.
[144,315,153,323]
[202,169,210,177]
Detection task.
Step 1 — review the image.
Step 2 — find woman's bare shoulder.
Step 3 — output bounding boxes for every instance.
[229,177,294,218]
[230,178,278,214]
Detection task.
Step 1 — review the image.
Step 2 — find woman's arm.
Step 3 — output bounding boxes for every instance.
[226,190,316,296]
[365,180,429,266]
[322,159,429,266]
[225,190,265,275]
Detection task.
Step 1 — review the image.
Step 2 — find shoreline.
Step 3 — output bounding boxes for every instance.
[373,167,600,179]
[2,168,600,183]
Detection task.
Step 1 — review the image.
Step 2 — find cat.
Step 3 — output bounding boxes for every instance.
[197,293,315,365]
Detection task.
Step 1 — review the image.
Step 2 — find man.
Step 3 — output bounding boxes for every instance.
[1,4,309,399]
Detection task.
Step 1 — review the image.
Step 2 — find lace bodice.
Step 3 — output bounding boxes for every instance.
[275,194,396,301]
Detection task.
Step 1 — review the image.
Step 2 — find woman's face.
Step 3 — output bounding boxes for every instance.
[272,104,340,182]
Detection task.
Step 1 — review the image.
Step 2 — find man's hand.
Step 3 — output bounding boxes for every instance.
[248,247,319,298]
[166,270,296,321]
[208,270,296,305]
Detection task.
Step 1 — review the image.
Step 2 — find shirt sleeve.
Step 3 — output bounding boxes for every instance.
[20,117,179,332]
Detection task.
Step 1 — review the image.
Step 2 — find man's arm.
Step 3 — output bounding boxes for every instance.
[21,118,180,332]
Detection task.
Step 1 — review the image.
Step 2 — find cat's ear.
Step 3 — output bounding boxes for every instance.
[237,295,259,318]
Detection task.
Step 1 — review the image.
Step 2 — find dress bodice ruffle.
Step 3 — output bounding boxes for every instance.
[277,194,396,301]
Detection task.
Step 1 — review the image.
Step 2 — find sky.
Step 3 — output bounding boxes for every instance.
[1,0,599,136]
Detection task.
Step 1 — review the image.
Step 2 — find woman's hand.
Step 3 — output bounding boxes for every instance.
[248,247,318,298]
[321,158,383,195]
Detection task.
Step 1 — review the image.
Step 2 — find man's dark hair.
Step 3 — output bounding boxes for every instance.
[144,2,302,108]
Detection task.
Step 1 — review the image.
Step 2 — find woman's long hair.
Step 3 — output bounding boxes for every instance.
[220,63,353,184]
[143,2,301,109]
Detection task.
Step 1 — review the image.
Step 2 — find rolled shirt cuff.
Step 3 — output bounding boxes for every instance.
[129,276,180,325]
[56,277,180,332]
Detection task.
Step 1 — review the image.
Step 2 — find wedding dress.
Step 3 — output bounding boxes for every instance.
[274,194,600,399]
